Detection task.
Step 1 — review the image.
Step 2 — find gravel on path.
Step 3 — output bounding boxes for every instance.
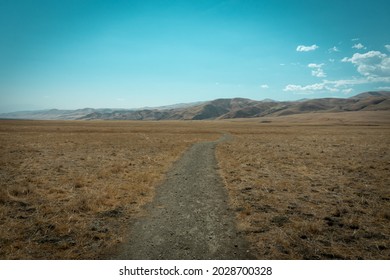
[114,135,253,259]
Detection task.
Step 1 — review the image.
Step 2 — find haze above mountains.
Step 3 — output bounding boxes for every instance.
[1,91,389,121]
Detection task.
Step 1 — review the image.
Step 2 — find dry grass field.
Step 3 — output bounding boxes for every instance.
[0,120,219,259]
[1,111,389,259]
[216,112,390,259]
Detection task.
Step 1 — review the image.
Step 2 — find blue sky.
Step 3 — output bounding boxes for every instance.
[0,0,389,112]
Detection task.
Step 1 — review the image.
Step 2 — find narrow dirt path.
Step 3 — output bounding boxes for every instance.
[114,135,253,259]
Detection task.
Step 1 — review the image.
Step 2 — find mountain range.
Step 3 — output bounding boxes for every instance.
[1,91,389,121]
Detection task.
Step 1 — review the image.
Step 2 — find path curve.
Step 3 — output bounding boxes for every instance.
[114,134,253,259]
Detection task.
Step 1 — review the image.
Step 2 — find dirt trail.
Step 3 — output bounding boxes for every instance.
[114,135,253,260]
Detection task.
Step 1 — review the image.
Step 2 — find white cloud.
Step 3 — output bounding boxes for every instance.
[308,63,324,68]
[283,82,341,94]
[312,69,326,78]
[326,78,368,87]
[342,88,353,94]
[352,38,360,41]
[283,83,325,93]
[326,77,390,88]
[328,46,340,52]
[308,63,326,78]
[283,76,390,94]
[377,86,390,90]
[385,45,390,52]
[368,76,390,83]
[342,50,390,77]
[352,43,366,50]
[260,84,269,89]
[296,44,319,52]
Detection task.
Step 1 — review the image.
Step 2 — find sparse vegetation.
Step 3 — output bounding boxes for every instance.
[0,120,219,259]
[216,113,390,259]
[1,111,389,259]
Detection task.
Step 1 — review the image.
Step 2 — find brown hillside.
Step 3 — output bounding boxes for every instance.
[1,91,389,121]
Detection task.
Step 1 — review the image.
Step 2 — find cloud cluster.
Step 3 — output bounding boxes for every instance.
[283,42,390,95]
[308,63,326,78]
[283,80,347,94]
[296,44,319,52]
[342,50,390,77]
[284,83,325,92]
[283,80,351,94]
[283,76,390,94]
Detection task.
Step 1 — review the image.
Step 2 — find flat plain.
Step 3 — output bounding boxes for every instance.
[0,111,389,259]
[217,111,390,259]
[0,120,219,259]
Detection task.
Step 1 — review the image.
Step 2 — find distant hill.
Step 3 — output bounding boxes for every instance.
[349,91,390,99]
[0,108,116,120]
[1,91,389,121]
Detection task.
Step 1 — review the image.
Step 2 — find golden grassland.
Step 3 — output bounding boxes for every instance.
[0,111,389,259]
[216,112,390,259]
[0,120,219,259]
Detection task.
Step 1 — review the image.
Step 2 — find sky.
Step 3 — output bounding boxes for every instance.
[0,0,389,113]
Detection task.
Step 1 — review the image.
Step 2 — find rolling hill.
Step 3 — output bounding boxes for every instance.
[1,91,389,121]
